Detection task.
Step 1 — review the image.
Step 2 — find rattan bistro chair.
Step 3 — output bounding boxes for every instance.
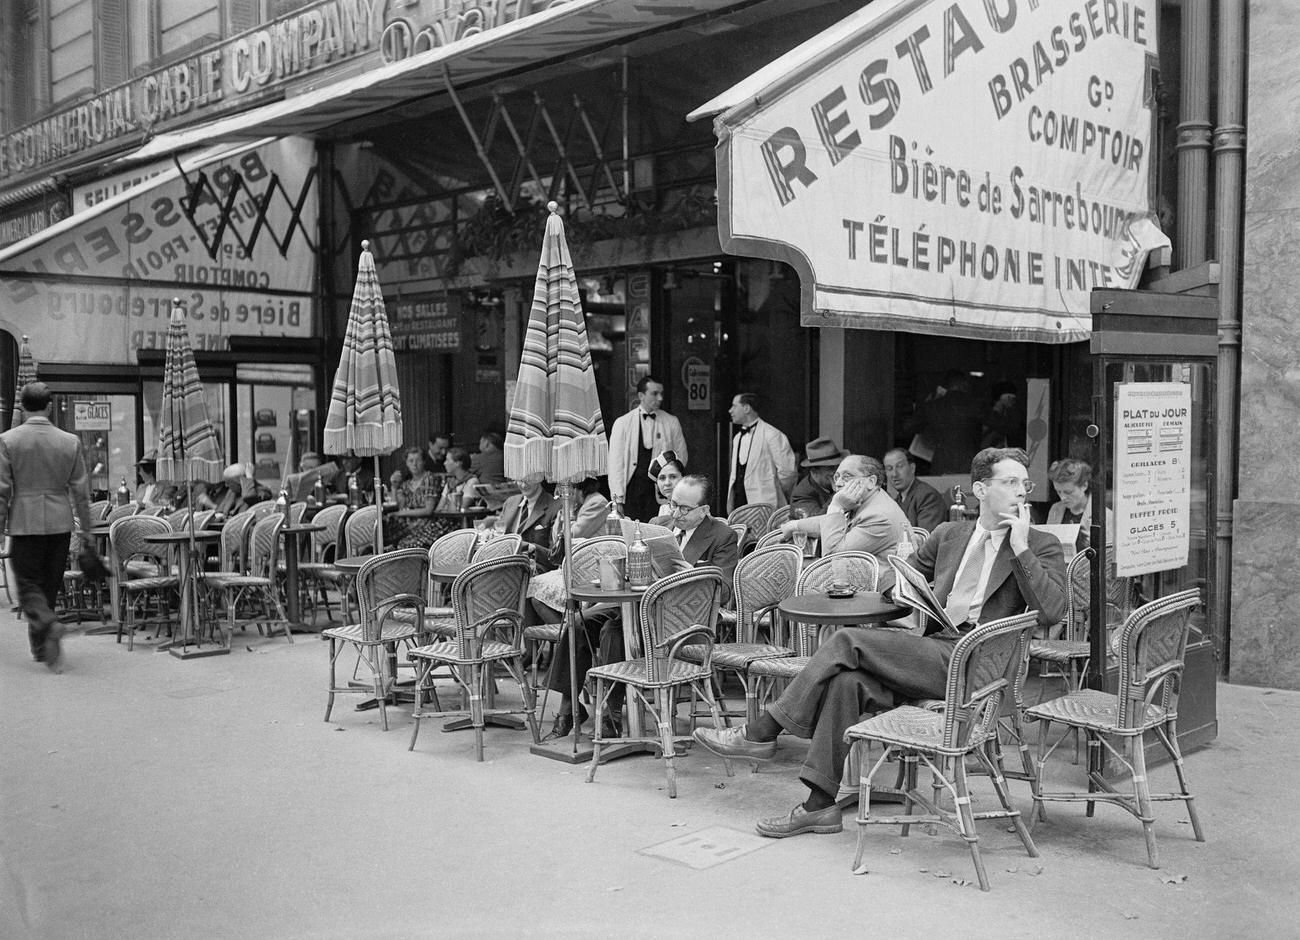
[472,532,522,561]
[110,514,178,650]
[846,612,1040,891]
[1025,589,1205,869]
[680,544,801,724]
[211,514,290,646]
[586,567,728,798]
[323,549,429,732]
[407,555,540,761]
[1029,547,1095,694]
[726,503,774,554]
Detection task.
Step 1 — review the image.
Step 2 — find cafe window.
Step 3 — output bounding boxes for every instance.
[49,0,94,105]
[7,0,50,126]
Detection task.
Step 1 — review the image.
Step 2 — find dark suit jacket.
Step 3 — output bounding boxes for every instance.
[679,514,740,606]
[910,520,1065,636]
[0,416,94,535]
[894,479,946,532]
[499,491,561,570]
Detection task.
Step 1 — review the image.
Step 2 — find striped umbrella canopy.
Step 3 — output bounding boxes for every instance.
[504,202,607,484]
[324,240,402,546]
[10,334,37,428]
[156,299,224,485]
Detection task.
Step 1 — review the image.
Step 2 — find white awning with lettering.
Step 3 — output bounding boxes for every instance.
[0,138,316,364]
[128,0,744,162]
[689,0,1169,343]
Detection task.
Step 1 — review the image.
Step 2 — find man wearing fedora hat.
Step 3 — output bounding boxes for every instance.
[791,437,848,516]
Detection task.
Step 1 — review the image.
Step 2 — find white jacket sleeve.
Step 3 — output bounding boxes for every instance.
[773,431,798,495]
[607,414,629,502]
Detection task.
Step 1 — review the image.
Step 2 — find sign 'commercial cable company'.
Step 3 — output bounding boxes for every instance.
[699,0,1168,342]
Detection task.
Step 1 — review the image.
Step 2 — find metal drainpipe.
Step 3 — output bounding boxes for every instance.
[1176,0,1212,267]
[1213,0,1246,670]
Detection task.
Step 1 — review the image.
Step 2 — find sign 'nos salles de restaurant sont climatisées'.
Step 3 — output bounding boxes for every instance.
[710,0,1165,343]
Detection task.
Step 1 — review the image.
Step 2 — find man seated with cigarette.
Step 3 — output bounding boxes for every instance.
[544,474,738,741]
[694,448,1065,838]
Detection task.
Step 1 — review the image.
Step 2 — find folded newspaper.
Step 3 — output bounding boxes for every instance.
[887,555,957,635]
[618,519,684,578]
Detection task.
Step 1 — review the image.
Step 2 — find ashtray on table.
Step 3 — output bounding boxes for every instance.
[826,589,856,599]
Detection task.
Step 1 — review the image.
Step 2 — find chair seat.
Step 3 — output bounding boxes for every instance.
[125,559,163,579]
[846,704,961,754]
[216,575,272,590]
[121,575,177,592]
[587,657,711,688]
[680,642,794,669]
[408,639,522,663]
[1024,687,1167,734]
[522,623,563,643]
[1028,639,1090,663]
[322,621,421,644]
[748,655,809,679]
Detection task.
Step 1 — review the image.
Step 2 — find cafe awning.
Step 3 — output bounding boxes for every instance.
[688,0,1169,344]
[128,0,746,163]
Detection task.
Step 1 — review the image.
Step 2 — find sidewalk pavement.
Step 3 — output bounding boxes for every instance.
[1,615,1297,939]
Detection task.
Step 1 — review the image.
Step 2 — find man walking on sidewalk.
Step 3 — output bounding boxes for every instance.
[0,382,94,671]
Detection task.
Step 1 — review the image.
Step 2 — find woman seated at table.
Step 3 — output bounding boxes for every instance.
[526,476,610,620]
[387,447,439,549]
[646,453,685,524]
[1046,457,1113,551]
[421,447,482,545]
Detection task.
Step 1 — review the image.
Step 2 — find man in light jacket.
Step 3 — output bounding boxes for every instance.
[606,376,687,521]
[726,392,796,513]
[0,382,94,670]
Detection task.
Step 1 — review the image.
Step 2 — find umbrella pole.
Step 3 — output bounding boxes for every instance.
[373,455,384,550]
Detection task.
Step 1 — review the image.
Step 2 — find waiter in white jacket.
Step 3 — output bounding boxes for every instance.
[607,376,688,521]
[726,392,797,513]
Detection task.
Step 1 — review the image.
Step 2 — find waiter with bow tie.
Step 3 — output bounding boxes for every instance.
[607,376,688,522]
[726,392,797,513]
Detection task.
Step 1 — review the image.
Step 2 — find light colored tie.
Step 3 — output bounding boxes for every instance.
[943,529,989,627]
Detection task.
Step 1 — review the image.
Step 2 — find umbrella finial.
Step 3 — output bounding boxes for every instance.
[361,239,371,252]
[172,297,182,307]
[547,201,559,214]
[20,335,27,343]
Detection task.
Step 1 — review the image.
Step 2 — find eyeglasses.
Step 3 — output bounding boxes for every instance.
[988,476,1035,494]
[832,472,863,483]
[667,500,704,513]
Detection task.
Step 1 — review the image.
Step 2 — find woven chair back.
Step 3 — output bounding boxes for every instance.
[343,506,379,557]
[638,566,724,683]
[164,509,189,531]
[474,533,522,561]
[247,514,285,578]
[109,515,170,571]
[105,503,139,524]
[766,504,792,533]
[1115,589,1200,729]
[356,549,428,643]
[287,502,307,526]
[728,522,748,550]
[1062,547,1094,643]
[726,503,774,535]
[90,500,111,521]
[217,511,256,574]
[429,529,477,569]
[908,526,931,551]
[308,504,347,561]
[451,555,532,658]
[940,612,1037,751]
[797,551,879,594]
[754,529,785,551]
[733,543,801,644]
[567,536,626,584]
[188,510,215,531]
[248,501,278,521]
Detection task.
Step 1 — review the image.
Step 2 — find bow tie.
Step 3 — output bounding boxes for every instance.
[641,412,656,420]
[737,424,754,435]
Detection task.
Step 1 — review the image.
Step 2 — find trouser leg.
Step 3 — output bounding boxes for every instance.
[13,533,68,657]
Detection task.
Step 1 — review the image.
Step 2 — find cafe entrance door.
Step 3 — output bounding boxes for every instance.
[1088,289,1219,753]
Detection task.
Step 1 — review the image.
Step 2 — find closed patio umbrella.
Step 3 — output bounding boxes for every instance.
[507,202,608,760]
[323,240,402,549]
[11,334,37,428]
[155,298,226,656]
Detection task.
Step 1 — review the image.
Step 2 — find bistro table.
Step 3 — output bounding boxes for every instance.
[777,591,910,644]
[431,506,489,530]
[280,522,325,633]
[84,524,119,634]
[143,530,225,659]
[567,582,656,759]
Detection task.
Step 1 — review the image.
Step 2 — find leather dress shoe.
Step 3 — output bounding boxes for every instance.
[542,704,588,741]
[692,725,777,763]
[755,802,843,839]
[42,623,66,673]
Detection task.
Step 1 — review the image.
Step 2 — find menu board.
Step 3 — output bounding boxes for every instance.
[1113,383,1191,577]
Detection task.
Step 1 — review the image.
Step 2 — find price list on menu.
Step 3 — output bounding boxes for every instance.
[1113,382,1192,577]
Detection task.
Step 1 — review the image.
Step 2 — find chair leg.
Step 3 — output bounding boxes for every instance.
[952,757,991,891]
[977,746,1038,858]
[469,663,485,761]
[851,742,874,871]
[586,678,607,783]
[657,686,678,798]
[1130,733,1160,869]
[408,658,427,751]
[1158,719,1206,842]
[506,656,541,743]
[325,638,338,722]
[372,647,390,732]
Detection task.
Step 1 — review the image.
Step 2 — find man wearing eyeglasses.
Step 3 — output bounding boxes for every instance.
[778,455,911,591]
[695,447,1065,839]
[544,475,737,741]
